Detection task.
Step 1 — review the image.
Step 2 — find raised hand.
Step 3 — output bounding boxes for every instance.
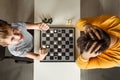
[81,41,102,60]
[83,23,101,40]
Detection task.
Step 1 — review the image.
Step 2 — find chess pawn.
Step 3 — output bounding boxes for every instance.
[66,19,72,25]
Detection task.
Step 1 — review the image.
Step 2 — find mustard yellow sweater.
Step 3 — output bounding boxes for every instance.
[76,14,120,69]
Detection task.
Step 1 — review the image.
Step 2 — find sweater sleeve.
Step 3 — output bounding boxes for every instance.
[76,16,97,31]
[76,14,117,31]
[76,53,119,69]
[76,41,120,69]
[84,15,120,39]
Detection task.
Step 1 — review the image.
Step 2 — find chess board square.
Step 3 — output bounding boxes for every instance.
[62,37,65,41]
[50,33,54,37]
[58,56,62,60]
[69,30,73,33]
[42,33,46,37]
[62,30,65,33]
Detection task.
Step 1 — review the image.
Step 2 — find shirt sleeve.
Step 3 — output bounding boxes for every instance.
[8,48,28,57]
[8,42,33,57]
[11,22,26,30]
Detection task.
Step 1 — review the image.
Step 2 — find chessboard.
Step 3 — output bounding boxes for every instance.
[40,27,75,62]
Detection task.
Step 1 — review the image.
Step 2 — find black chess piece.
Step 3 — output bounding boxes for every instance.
[42,18,53,24]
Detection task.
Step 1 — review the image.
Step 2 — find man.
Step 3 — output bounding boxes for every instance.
[76,14,120,69]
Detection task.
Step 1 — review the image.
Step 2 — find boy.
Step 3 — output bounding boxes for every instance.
[76,14,120,69]
[0,19,49,60]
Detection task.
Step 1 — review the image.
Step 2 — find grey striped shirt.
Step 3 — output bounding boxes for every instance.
[8,22,33,57]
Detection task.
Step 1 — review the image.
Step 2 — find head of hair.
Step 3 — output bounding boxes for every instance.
[0,19,11,46]
[77,26,110,54]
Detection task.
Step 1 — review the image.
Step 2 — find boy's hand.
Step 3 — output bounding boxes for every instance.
[38,48,48,61]
[38,23,49,31]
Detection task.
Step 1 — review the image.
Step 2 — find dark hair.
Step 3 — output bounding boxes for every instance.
[77,27,110,54]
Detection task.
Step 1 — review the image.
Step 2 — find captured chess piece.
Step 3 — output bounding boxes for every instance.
[39,14,53,24]
[42,18,53,24]
[66,19,72,25]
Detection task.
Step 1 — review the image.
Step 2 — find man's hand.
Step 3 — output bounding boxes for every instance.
[38,48,48,61]
[38,23,49,31]
[81,41,101,60]
[83,23,101,40]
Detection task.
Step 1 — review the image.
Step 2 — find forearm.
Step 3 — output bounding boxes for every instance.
[25,22,39,30]
[25,22,49,31]
[25,52,42,60]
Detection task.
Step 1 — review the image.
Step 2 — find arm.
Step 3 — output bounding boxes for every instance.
[76,16,97,31]
[76,41,119,69]
[25,22,49,31]
[25,48,48,60]
[76,14,114,31]
[76,15,120,69]
[76,53,118,69]
[76,35,118,69]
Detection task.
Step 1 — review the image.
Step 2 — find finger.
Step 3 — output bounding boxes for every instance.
[88,26,99,40]
[44,52,48,56]
[88,30,95,40]
[85,40,93,52]
[83,26,87,34]
[39,48,42,54]
[91,27,101,40]
[40,23,46,28]
[84,25,96,40]
[83,24,92,34]
[88,41,97,53]
[94,44,102,54]
[84,41,90,51]
[43,49,48,54]
[42,48,48,54]
[41,23,49,30]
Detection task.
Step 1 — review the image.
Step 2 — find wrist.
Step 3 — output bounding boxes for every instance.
[81,54,90,60]
[79,55,89,62]
[35,54,41,60]
[36,23,41,30]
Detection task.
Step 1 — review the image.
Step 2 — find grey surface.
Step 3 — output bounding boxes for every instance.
[0,0,34,80]
[81,0,120,17]
[81,0,120,80]
[0,60,33,80]
[81,67,120,80]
